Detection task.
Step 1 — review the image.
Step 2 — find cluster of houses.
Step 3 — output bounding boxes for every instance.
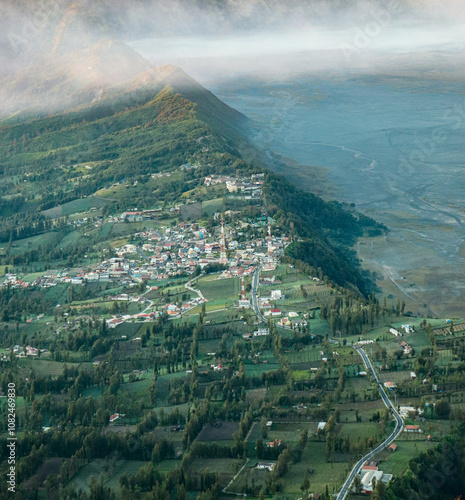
[162,295,207,317]
[204,173,264,199]
[12,345,40,357]
[399,340,413,355]
[259,276,282,286]
[357,461,392,495]
[84,258,132,283]
[242,328,271,340]
[389,324,415,337]
[106,310,162,329]
[220,265,258,279]
[33,270,86,287]
[69,215,103,228]
[106,288,208,328]
[26,262,132,288]
[398,405,424,419]
[1,274,30,289]
[3,204,289,298]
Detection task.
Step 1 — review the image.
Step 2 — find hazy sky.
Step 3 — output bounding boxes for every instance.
[130,21,465,83]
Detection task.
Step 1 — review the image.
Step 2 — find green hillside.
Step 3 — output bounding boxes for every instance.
[0,46,381,291]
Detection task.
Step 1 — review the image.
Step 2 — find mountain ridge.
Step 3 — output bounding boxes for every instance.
[0,42,376,293]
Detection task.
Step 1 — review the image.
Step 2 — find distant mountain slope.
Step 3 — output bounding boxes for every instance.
[0,58,249,207]
[0,39,151,118]
[0,43,379,293]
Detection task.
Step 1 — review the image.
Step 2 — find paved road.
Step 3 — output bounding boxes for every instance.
[136,245,149,262]
[250,265,294,331]
[251,266,268,323]
[336,346,404,499]
[185,277,206,303]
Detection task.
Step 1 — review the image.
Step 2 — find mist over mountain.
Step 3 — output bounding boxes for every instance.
[1,0,463,118]
[1,0,463,72]
[0,39,153,119]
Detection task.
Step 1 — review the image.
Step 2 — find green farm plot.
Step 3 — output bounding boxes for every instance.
[188,457,242,474]
[154,372,189,405]
[269,265,305,282]
[292,370,312,382]
[337,422,384,442]
[69,459,147,498]
[436,349,455,366]
[227,466,269,495]
[43,196,107,218]
[196,422,239,441]
[8,231,63,253]
[341,375,375,397]
[99,223,113,238]
[202,198,224,217]
[376,441,434,476]
[171,314,200,327]
[267,422,318,444]
[286,347,325,365]
[308,313,331,336]
[156,459,182,473]
[113,322,145,339]
[22,272,45,283]
[18,359,82,377]
[151,426,185,445]
[335,401,387,422]
[18,320,53,340]
[282,440,348,497]
[203,311,245,327]
[0,396,26,412]
[244,362,281,377]
[43,284,70,302]
[246,388,267,406]
[378,370,413,386]
[246,421,262,445]
[120,377,152,397]
[110,222,143,236]
[82,386,102,398]
[59,230,84,248]
[198,338,221,355]
[341,360,368,377]
[404,331,433,349]
[122,369,153,383]
[197,276,241,308]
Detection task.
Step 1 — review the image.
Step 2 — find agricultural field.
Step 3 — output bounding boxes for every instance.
[202,198,225,218]
[69,459,148,498]
[42,195,107,219]
[196,421,239,442]
[282,441,348,496]
[375,441,434,476]
[197,275,241,309]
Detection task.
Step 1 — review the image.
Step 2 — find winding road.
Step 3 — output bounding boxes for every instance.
[250,265,294,331]
[251,265,403,498]
[251,266,268,323]
[336,346,404,499]
[185,276,207,303]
